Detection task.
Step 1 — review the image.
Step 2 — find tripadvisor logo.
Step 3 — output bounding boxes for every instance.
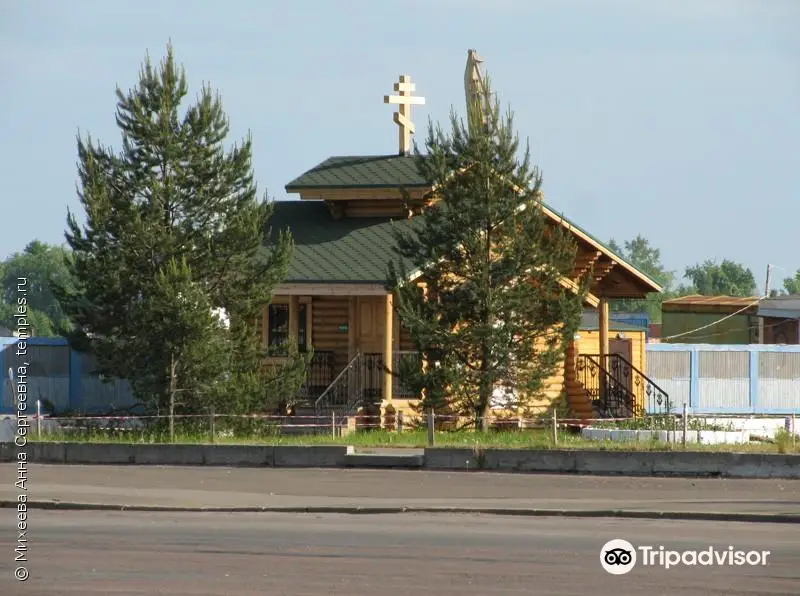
[600,539,770,574]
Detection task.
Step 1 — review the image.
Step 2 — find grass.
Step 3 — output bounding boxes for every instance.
[590,416,735,432]
[29,427,800,453]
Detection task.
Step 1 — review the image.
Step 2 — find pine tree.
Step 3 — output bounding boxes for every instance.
[54,45,307,416]
[390,76,589,431]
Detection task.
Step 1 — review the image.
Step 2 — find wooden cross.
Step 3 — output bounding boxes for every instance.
[384,75,425,155]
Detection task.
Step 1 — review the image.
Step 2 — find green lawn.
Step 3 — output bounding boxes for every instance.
[29,427,800,454]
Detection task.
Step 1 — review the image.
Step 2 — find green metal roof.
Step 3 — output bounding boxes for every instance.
[280,155,662,292]
[285,155,429,190]
[267,201,419,283]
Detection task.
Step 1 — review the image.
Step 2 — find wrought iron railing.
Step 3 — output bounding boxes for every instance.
[576,354,637,418]
[312,350,422,422]
[362,353,385,402]
[606,353,671,416]
[298,350,334,401]
[576,353,670,417]
[314,352,362,417]
[363,351,421,400]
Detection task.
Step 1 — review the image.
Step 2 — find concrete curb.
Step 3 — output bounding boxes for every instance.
[3,443,800,478]
[425,448,800,478]
[3,500,798,524]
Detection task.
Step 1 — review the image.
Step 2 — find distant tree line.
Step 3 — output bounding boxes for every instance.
[606,235,783,323]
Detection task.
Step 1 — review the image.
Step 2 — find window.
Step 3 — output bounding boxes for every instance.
[267,304,289,354]
[266,300,311,355]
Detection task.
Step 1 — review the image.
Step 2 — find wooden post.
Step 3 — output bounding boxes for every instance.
[551,410,558,446]
[682,403,688,447]
[210,406,216,444]
[383,293,394,403]
[397,410,404,433]
[348,297,357,360]
[332,411,337,439]
[427,409,435,446]
[598,298,609,403]
[36,400,41,438]
[289,296,299,346]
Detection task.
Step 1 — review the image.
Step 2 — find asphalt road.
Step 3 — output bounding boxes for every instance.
[1,510,798,595]
[1,464,799,516]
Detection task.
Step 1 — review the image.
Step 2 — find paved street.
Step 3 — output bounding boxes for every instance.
[1,464,799,516]
[1,510,798,595]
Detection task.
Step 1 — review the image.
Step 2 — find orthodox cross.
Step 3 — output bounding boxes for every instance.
[384,75,425,155]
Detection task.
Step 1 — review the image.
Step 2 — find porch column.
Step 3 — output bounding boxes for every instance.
[348,297,357,359]
[599,297,609,359]
[598,297,609,401]
[383,292,394,402]
[288,296,299,347]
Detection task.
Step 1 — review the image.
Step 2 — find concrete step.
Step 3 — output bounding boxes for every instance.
[343,452,424,469]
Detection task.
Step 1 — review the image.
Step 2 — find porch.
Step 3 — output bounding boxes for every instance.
[260,287,671,423]
[259,288,420,418]
[299,349,420,409]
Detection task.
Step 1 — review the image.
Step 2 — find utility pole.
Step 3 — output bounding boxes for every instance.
[758,264,772,344]
[764,264,772,298]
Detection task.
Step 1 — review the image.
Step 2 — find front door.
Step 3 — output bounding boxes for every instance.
[609,338,634,395]
[357,298,385,354]
[357,298,386,400]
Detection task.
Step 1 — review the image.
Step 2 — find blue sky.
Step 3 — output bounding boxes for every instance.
[2,0,798,290]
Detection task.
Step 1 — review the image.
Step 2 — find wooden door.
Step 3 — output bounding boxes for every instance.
[357,298,386,400]
[609,338,634,394]
[357,298,385,353]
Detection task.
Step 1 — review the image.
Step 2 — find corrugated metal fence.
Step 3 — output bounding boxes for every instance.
[0,337,137,414]
[647,343,800,414]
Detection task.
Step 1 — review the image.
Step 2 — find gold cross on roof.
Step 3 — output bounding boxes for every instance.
[384,75,425,155]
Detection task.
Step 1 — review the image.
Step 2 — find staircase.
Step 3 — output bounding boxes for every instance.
[313,352,366,431]
[564,342,595,421]
[574,353,670,419]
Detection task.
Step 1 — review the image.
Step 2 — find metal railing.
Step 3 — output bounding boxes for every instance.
[314,352,363,418]
[607,352,670,416]
[298,350,335,401]
[576,354,639,418]
[577,353,671,418]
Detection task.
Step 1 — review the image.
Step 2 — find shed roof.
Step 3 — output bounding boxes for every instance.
[663,295,760,307]
[662,295,761,313]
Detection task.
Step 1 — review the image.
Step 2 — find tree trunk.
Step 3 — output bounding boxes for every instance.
[168,352,178,443]
[479,340,492,432]
[480,399,491,433]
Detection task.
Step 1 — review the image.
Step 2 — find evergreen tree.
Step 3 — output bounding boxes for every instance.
[54,45,307,416]
[389,76,589,431]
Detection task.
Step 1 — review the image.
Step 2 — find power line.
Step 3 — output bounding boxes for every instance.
[658,297,765,341]
[657,316,795,343]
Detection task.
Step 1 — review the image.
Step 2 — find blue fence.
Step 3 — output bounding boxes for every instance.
[0,336,137,414]
[647,343,800,414]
